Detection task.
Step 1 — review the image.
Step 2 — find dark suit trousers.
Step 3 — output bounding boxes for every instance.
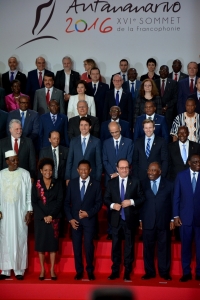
[143,226,171,276]
[71,220,95,273]
[180,222,200,276]
[112,219,135,274]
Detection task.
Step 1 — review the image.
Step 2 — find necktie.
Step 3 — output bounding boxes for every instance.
[53,149,58,179]
[120,179,125,220]
[146,138,151,158]
[39,72,43,87]
[52,115,56,125]
[122,74,126,82]
[190,79,194,93]
[148,116,152,120]
[82,137,86,155]
[46,89,50,105]
[131,82,135,98]
[93,83,96,94]
[192,172,196,193]
[21,111,25,128]
[161,80,165,97]
[115,91,119,106]
[10,72,14,82]
[152,181,157,195]
[115,140,119,156]
[14,138,18,154]
[181,144,187,164]
[80,180,86,201]
[174,73,178,81]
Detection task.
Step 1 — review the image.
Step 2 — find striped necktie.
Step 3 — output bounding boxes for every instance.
[146,138,151,158]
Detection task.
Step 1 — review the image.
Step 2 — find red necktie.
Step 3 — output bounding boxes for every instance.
[14,139,18,154]
[39,72,43,87]
[161,80,165,97]
[190,79,194,93]
[174,73,178,81]
[46,89,50,105]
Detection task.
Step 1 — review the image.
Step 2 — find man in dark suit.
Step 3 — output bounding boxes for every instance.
[33,73,65,115]
[155,65,178,130]
[168,126,200,181]
[7,95,39,142]
[101,106,130,143]
[110,59,129,90]
[140,162,174,280]
[122,68,141,110]
[26,56,54,107]
[39,100,69,149]
[189,77,200,114]
[173,154,200,282]
[104,159,145,281]
[68,100,99,140]
[133,119,168,180]
[54,56,80,113]
[0,87,6,111]
[134,101,169,142]
[177,62,199,114]
[65,159,102,280]
[104,74,133,128]
[168,59,188,82]
[0,119,36,180]
[87,67,109,123]
[2,57,26,95]
[65,117,102,184]
[0,110,8,139]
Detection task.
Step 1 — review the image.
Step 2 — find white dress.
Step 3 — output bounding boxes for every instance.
[0,168,32,271]
[67,94,96,119]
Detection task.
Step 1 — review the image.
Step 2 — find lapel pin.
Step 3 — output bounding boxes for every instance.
[90,183,92,186]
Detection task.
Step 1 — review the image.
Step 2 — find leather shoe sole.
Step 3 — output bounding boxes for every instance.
[123,273,131,281]
[141,274,156,280]
[108,272,119,280]
[179,274,192,282]
[88,273,95,280]
[0,275,10,280]
[161,274,172,281]
[74,273,83,280]
[15,275,24,280]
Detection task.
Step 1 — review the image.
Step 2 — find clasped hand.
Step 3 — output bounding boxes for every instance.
[44,216,52,223]
[113,200,131,211]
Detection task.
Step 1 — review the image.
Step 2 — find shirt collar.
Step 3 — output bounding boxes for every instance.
[145,133,155,140]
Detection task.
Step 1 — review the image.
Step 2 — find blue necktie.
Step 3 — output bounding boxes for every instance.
[93,83,96,94]
[122,74,126,82]
[115,91,119,106]
[131,82,135,98]
[152,181,157,195]
[82,137,86,155]
[146,138,151,158]
[52,115,56,125]
[53,149,58,179]
[80,180,86,201]
[120,179,125,220]
[181,144,187,164]
[115,140,119,156]
[10,72,14,82]
[21,112,25,128]
[192,172,196,193]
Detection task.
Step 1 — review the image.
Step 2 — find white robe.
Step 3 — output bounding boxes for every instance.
[0,168,32,271]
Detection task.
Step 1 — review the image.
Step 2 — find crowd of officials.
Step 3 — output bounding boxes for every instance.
[0,56,200,283]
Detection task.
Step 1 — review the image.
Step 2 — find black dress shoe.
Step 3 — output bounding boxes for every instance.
[179,274,192,282]
[39,276,45,281]
[108,272,119,280]
[123,273,131,281]
[106,234,112,240]
[0,274,10,280]
[88,272,95,280]
[195,275,200,281]
[15,275,24,280]
[51,276,57,280]
[141,274,156,280]
[161,274,172,281]
[74,272,83,280]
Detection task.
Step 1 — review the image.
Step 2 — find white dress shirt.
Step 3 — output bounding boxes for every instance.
[11,135,20,149]
[64,71,71,94]
[145,134,155,151]
[45,86,53,98]
[37,69,45,79]
[114,88,123,103]
[81,134,90,148]
[110,176,135,209]
[79,176,90,194]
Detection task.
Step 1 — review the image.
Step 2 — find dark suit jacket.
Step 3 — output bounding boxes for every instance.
[168,72,188,81]
[65,177,102,224]
[132,135,168,180]
[65,135,102,181]
[168,140,200,181]
[68,114,99,140]
[103,90,133,127]
[188,92,200,114]
[0,87,6,111]
[54,69,80,95]
[140,73,160,82]
[87,82,109,123]
[104,175,145,229]
[7,109,39,141]
[39,113,69,148]
[0,136,36,178]
[133,114,169,143]
[100,119,131,142]
[122,80,141,110]
[103,136,133,184]
[39,145,69,180]
[173,169,200,226]
[26,69,54,105]
[2,71,27,95]
[141,177,173,230]
[0,110,8,139]
[177,77,199,114]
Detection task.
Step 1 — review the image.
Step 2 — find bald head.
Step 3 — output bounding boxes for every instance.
[35,56,46,71]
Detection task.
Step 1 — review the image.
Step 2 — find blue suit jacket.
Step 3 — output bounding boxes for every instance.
[0,110,8,139]
[103,136,133,184]
[65,135,102,181]
[177,77,199,114]
[39,113,69,148]
[122,80,141,109]
[173,169,200,226]
[100,119,131,142]
[133,114,169,143]
[7,109,39,141]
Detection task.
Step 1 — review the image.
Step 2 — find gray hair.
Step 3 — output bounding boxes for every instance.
[108,121,121,131]
[62,56,72,63]
[9,119,21,129]
[77,100,88,107]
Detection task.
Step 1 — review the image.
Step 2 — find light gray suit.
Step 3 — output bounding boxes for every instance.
[33,87,65,115]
